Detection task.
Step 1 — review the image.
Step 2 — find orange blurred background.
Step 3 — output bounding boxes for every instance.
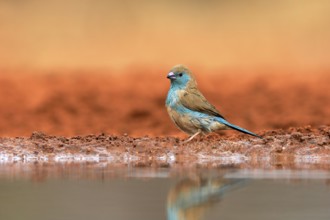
[1,0,330,70]
[0,0,329,137]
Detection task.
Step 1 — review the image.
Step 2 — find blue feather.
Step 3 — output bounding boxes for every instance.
[216,117,262,138]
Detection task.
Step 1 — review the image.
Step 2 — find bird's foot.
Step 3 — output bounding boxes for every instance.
[183,130,202,143]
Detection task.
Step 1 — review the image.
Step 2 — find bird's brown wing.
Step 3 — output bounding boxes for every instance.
[179,88,225,119]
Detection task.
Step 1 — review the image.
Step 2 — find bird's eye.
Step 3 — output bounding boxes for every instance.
[178,73,183,77]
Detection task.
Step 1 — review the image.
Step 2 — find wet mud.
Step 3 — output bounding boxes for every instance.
[0,126,329,169]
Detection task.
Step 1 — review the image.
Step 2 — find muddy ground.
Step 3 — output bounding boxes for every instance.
[0,126,329,169]
[0,69,329,168]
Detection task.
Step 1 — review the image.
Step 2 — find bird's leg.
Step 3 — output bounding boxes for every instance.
[184,130,202,143]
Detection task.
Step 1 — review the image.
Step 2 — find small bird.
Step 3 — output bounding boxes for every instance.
[165,64,261,142]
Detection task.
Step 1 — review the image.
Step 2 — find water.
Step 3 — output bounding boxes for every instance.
[0,164,329,220]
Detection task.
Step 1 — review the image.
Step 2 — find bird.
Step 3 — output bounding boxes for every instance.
[165,64,261,142]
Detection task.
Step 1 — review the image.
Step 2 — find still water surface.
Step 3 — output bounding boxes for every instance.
[0,164,329,220]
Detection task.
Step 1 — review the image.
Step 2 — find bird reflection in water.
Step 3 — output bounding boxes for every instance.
[167,176,244,220]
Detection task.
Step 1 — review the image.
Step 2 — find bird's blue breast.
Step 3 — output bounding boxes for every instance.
[166,82,184,105]
[166,84,190,114]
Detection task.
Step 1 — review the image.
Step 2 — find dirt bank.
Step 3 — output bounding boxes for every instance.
[0,69,329,169]
[0,69,329,137]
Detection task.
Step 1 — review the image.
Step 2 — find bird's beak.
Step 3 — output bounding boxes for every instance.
[167,72,176,80]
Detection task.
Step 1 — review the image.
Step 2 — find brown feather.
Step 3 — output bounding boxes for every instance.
[179,88,226,119]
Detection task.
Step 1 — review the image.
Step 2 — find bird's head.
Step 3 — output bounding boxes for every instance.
[167,64,197,88]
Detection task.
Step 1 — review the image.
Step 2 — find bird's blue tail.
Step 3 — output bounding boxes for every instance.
[217,118,262,138]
